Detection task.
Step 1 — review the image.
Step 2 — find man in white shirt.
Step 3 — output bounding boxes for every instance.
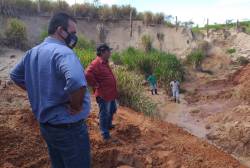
[170,80,180,103]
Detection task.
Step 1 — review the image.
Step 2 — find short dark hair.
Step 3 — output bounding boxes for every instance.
[96,44,112,56]
[48,12,77,35]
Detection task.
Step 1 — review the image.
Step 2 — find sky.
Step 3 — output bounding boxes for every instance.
[62,0,250,26]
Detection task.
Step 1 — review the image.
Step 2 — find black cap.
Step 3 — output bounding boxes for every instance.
[96,44,113,53]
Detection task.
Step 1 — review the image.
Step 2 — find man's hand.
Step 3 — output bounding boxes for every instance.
[68,86,86,115]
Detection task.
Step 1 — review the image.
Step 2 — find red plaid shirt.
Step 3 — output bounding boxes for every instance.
[85,56,118,101]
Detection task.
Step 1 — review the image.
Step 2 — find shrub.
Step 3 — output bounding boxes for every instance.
[143,11,153,26]
[115,47,184,93]
[157,32,164,50]
[114,66,158,117]
[75,48,95,68]
[153,13,165,24]
[186,49,205,70]
[227,48,236,54]
[98,5,112,21]
[111,52,123,65]
[141,35,152,52]
[39,25,48,42]
[76,34,95,50]
[5,18,27,50]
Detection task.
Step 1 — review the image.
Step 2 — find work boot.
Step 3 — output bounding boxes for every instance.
[151,90,154,95]
[155,89,158,95]
[109,124,115,130]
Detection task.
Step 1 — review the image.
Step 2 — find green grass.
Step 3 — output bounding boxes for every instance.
[186,49,205,69]
[227,48,236,54]
[192,21,250,33]
[39,25,48,42]
[75,47,95,68]
[113,66,158,117]
[111,47,184,92]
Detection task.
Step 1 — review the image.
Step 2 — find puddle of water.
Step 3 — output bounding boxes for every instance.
[160,94,208,138]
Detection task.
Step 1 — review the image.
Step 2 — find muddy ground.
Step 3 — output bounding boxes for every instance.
[1,47,250,168]
[0,84,246,168]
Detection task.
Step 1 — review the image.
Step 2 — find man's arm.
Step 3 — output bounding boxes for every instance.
[10,53,28,90]
[85,63,99,88]
[68,86,86,115]
[56,53,88,115]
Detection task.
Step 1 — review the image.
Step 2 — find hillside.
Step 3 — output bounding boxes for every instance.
[2,14,250,168]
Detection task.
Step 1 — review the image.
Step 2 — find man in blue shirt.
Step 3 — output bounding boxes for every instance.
[10,13,91,168]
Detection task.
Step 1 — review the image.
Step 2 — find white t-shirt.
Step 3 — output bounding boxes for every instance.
[170,81,180,91]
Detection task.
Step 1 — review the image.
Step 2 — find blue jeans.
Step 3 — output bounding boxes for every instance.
[39,121,90,168]
[172,89,180,99]
[96,97,117,140]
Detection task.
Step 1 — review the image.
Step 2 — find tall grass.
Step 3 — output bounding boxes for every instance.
[75,48,95,68]
[111,47,184,92]
[114,66,157,117]
[141,35,152,52]
[186,49,204,70]
[74,35,96,68]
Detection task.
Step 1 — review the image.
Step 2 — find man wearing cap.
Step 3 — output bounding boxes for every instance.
[85,44,118,141]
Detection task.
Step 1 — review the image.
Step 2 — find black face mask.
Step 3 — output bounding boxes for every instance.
[63,30,78,49]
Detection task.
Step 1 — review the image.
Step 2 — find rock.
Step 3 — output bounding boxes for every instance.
[206,133,218,140]
[117,166,133,168]
[167,159,181,168]
[9,55,16,59]
[145,156,153,164]
[205,124,211,129]
[156,151,171,160]
[190,109,200,114]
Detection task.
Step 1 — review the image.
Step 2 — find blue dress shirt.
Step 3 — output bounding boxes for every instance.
[10,37,91,124]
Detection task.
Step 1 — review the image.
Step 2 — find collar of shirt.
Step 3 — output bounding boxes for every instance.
[96,56,109,64]
[44,36,66,46]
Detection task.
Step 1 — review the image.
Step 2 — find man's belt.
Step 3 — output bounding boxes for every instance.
[42,119,85,129]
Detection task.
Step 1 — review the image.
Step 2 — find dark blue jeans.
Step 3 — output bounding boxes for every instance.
[96,97,117,140]
[39,122,90,168]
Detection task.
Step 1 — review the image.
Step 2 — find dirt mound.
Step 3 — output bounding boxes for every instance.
[183,64,250,163]
[202,47,232,73]
[0,85,49,168]
[229,64,250,103]
[207,105,250,157]
[0,85,246,168]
